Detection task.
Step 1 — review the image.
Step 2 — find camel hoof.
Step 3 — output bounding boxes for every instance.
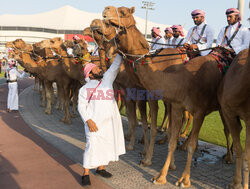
[223,153,234,164]
[175,177,191,188]
[138,138,144,144]
[71,113,77,118]
[63,119,71,125]
[180,134,187,139]
[44,110,51,115]
[228,183,243,189]
[140,150,146,156]
[169,163,176,171]
[140,159,152,167]
[178,143,187,151]
[125,134,131,141]
[126,144,134,151]
[152,177,167,185]
[156,138,168,145]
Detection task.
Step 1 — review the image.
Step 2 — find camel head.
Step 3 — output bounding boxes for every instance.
[72,39,90,58]
[102,6,136,29]
[90,19,116,40]
[33,37,63,49]
[89,19,117,61]
[5,39,33,59]
[102,6,149,55]
[6,39,27,51]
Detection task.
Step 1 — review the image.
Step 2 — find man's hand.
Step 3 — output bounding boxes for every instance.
[183,43,190,49]
[86,119,98,132]
[189,44,198,50]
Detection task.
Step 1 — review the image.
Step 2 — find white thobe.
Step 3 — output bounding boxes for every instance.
[185,22,214,56]
[151,37,165,50]
[171,36,185,47]
[7,68,26,110]
[164,37,173,48]
[78,54,125,169]
[216,22,250,54]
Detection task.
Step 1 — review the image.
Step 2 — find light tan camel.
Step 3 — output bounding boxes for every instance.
[102,6,234,187]
[218,48,250,189]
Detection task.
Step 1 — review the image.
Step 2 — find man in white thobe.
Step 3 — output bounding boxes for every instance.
[164,27,174,48]
[216,8,250,55]
[150,27,165,53]
[171,25,185,48]
[6,59,26,112]
[184,9,214,56]
[78,54,125,186]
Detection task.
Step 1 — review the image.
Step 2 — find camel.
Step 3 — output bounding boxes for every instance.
[218,48,250,189]
[102,6,234,187]
[88,18,197,167]
[6,39,76,124]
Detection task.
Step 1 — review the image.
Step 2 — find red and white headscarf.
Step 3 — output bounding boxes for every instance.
[171,25,184,37]
[164,27,173,34]
[84,63,97,78]
[8,59,15,68]
[191,9,205,18]
[226,8,241,21]
[73,35,81,40]
[151,27,162,37]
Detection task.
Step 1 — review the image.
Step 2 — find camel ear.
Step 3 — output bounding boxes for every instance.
[130,7,135,14]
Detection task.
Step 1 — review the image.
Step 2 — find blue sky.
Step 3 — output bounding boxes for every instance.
[0,0,249,36]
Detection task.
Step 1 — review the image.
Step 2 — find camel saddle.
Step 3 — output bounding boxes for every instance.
[209,47,236,75]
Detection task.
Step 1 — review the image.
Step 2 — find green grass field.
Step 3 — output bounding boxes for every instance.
[120,100,246,150]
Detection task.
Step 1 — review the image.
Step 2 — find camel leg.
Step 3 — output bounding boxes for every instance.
[61,81,71,124]
[137,100,149,155]
[153,104,183,184]
[34,76,39,91]
[221,109,243,189]
[125,100,137,151]
[219,110,234,164]
[39,78,43,95]
[156,102,171,145]
[243,120,250,189]
[180,112,193,139]
[176,112,205,188]
[50,82,55,105]
[55,84,62,110]
[159,101,168,132]
[44,80,53,115]
[41,81,46,107]
[140,100,158,166]
[71,82,81,118]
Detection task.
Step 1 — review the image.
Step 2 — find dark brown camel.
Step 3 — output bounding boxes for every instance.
[218,48,250,189]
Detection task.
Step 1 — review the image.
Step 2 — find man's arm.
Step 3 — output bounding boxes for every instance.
[16,70,27,78]
[216,28,225,46]
[233,27,250,54]
[103,54,122,83]
[197,26,214,50]
[78,87,98,132]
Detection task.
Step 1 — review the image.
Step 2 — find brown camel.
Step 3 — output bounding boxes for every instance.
[6,39,75,124]
[102,6,234,187]
[89,18,197,167]
[218,48,250,189]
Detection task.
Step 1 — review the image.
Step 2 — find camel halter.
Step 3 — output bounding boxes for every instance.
[47,39,58,57]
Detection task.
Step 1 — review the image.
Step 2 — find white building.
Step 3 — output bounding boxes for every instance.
[0,5,175,57]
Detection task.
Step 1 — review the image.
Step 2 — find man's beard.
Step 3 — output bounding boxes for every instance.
[92,71,104,79]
